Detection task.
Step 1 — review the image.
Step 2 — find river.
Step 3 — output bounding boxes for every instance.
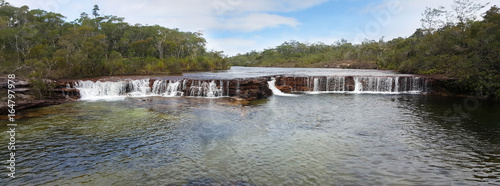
[1,67,499,185]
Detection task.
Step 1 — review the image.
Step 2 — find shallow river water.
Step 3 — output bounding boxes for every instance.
[1,68,500,185]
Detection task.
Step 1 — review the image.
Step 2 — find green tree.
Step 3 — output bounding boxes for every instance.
[421,6,446,33]
[92,5,100,18]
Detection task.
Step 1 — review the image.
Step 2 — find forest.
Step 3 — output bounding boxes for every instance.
[1,1,499,100]
[228,2,500,99]
[0,1,228,81]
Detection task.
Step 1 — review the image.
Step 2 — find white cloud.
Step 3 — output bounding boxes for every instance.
[97,0,310,32]
[10,0,313,32]
[230,0,329,14]
[220,13,299,32]
[9,0,327,56]
[206,38,258,56]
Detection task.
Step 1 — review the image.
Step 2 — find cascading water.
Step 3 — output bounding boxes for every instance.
[354,76,428,93]
[74,79,228,100]
[267,77,299,97]
[75,80,131,100]
[273,76,428,94]
[353,77,396,93]
[127,79,152,97]
[355,76,428,93]
[354,77,362,92]
[182,79,188,91]
[236,81,240,95]
[166,81,183,97]
[226,80,230,96]
[313,78,320,92]
[152,80,184,97]
[186,80,225,97]
[74,75,429,101]
[327,76,346,92]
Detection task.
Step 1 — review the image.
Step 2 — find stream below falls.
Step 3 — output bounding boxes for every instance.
[1,67,499,185]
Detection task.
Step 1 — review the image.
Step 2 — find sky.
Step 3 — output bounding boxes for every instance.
[9,0,496,56]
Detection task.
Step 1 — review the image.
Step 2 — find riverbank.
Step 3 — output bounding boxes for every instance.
[2,67,496,115]
[238,60,378,69]
[3,87,499,185]
[0,77,77,115]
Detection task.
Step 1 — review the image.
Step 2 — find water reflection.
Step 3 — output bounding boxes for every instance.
[395,96,500,183]
[0,95,499,185]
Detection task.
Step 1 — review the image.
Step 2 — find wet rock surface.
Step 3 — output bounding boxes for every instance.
[0,74,475,114]
[0,77,77,115]
[228,77,273,100]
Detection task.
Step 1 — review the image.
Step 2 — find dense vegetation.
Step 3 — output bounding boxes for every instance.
[0,1,228,81]
[379,5,500,99]
[1,0,498,100]
[229,39,381,69]
[228,2,500,99]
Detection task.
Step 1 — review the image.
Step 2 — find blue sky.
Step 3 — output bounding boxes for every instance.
[10,0,496,56]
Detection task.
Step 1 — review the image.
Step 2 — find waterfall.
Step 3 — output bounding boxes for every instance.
[275,76,428,94]
[186,80,226,98]
[394,77,399,93]
[206,80,225,98]
[267,77,299,97]
[73,75,429,101]
[306,77,311,91]
[166,81,183,97]
[353,77,395,93]
[152,80,166,95]
[313,78,320,92]
[354,77,362,92]
[75,79,228,100]
[325,77,330,92]
[326,76,346,92]
[352,76,427,93]
[151,80,184,97]
[236,81,240,95]
[226,80,230,96]
[127,79,152,97]
[74,80,130,100]
[182,79,188,91]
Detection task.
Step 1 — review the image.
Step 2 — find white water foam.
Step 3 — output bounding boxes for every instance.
[74,80,130,101]
[277,76,427,95]
[304,76,427,94]
[127,79,152,97]
[352,76,426,94]
[268,78,299,97]
[74,75,427,101]
[152,80,184,97]
[307,77,321,94]
[75,79,228,100]
[186,80,226,98]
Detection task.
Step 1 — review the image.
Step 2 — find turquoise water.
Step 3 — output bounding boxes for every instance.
[1,94,499,185]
